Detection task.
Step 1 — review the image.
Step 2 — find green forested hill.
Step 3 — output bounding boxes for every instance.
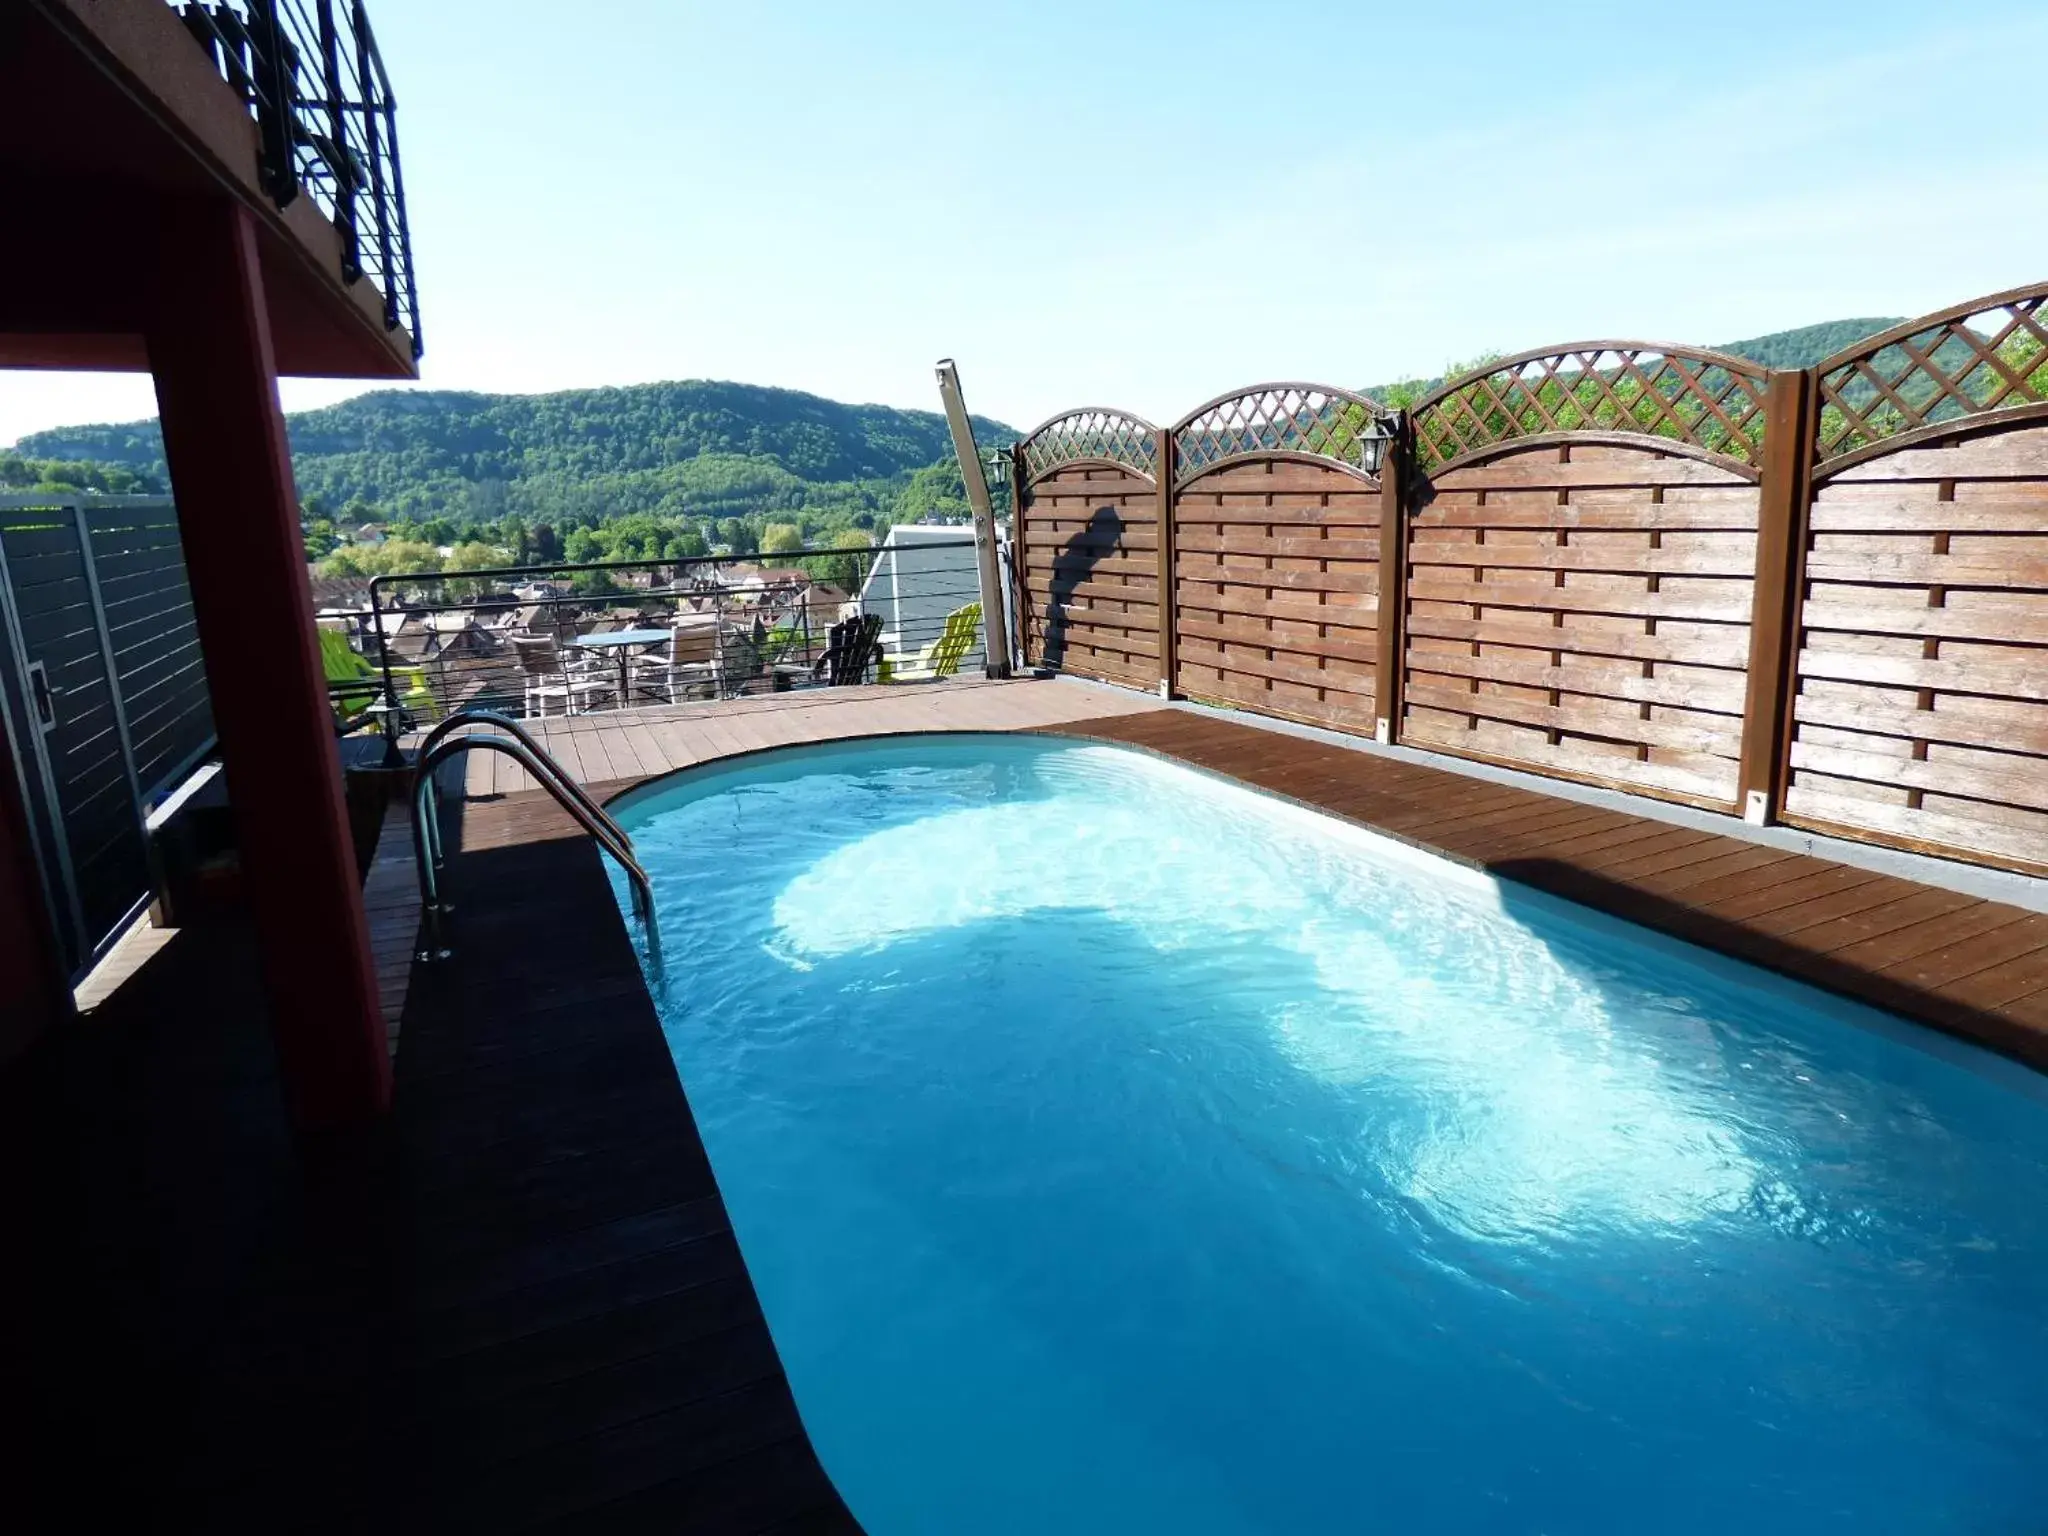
[14,380,1012,545]
[1712,317,1901,370]
[1367,316,1903,405]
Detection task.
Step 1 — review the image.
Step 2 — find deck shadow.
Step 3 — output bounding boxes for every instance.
[383,807,862,1533]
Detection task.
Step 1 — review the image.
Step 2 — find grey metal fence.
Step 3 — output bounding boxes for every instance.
[0,495,215,978]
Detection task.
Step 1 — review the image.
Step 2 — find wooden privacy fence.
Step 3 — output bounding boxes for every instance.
[1011,279,2048,879]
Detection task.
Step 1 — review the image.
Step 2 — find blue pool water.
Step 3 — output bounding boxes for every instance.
[609,734,2048,1534]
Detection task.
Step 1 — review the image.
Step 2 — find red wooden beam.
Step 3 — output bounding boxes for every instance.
[147,197,390,1130]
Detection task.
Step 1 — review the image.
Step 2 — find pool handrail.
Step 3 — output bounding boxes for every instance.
[412,708,629,876]
[407,714,657,965]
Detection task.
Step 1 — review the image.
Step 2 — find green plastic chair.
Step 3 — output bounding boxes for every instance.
[320,627,437,727]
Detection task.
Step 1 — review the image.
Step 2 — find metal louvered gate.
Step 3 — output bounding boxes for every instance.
[0,496,215,979]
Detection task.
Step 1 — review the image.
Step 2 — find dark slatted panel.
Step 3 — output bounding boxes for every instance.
[1171,458,1380,732]
[1784,423,2048,875]
[0,507,149,951]
[1019,465,1158,686]
[1403,443,1759,810]
[1043,708,2048,1070]
[84,502,215,798]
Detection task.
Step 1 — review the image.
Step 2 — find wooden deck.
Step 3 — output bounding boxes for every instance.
[439,675,1163,797]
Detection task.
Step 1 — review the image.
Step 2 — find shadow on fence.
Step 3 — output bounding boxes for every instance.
[1041,504,1123,674]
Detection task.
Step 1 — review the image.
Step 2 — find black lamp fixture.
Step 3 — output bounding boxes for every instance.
[1357,415,1395,477]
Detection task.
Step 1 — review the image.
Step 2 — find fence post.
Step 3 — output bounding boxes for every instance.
[1155,426,1177,698]
[1737,368,1816,824]
[1373,413,1412,744]
[1010,444,1031,670]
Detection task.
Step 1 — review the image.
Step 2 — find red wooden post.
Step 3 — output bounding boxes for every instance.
[1154,426,1177,698]
[1737,368,1817,825]
[147,198,390,1130]
[1374,414,1412,743]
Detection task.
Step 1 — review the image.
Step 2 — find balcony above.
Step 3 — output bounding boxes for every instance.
[0,0,420,379]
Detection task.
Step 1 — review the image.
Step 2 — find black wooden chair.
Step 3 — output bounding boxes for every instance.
[812,612,884,686]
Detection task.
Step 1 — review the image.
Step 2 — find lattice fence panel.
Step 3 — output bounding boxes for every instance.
[1174,386,1387,479]
[1414,346,1768,473]
[1401,443,1760,808]
[1816,290,2048,465]
[1018,408,1158,484]
[1172,458,1379,731]
[1017,465,1158,685]
[1783,421,2048,874]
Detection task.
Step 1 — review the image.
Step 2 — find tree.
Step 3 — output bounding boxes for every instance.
[802,527,875,590]
[894,459,970,522]
[302,518,341,559]
[440,540,504,601]
[563,526,604,564]
[760,522,805,555]
[716,517,757,555]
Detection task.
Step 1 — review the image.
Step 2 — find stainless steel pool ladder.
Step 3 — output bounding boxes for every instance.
[408,709,658,965]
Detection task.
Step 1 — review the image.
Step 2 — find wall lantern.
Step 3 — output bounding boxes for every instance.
[1357,416,1394,477]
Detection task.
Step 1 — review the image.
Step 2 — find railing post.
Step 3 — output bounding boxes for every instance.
[1737,368,1816,824]
[383,95,422,352]
[1374,413,1412,743]
[354,1,399,331]
[248,0,299,207]
[1155,426,1177,698]
[366,575,404,766]
[317,0,360,281]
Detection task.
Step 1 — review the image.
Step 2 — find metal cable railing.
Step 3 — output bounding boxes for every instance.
[339,539,997,763]
[173,0,421,354]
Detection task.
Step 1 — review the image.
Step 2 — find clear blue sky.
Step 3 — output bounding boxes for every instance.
[5,0,2046,442]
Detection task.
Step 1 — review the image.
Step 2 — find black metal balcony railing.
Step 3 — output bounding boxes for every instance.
[175,0,422,357]
[331,541,1007,760]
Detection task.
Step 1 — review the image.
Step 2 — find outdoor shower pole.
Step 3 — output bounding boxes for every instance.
[935,359,1013,679]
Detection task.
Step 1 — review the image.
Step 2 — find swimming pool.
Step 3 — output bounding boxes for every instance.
[609,733,2048,1533]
